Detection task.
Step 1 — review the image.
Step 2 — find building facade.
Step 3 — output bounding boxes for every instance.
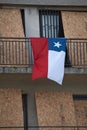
[0,0,87,130]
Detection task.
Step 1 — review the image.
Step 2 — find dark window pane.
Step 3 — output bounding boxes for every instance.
[22,94,28,130]
[39,9,63,38]
[21,9,25,36]
[73,95,87,100]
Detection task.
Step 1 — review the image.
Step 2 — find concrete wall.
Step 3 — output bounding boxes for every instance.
[0,88,23,130]
[24,8,40,37]
[0,0,87,6]
[0,74,87,95]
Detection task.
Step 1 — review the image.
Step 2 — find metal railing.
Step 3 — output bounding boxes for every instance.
[0,37,87,68]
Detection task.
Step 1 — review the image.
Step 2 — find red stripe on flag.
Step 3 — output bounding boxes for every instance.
[30,38,48,80]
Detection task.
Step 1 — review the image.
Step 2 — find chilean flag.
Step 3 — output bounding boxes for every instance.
[30,38,67,85]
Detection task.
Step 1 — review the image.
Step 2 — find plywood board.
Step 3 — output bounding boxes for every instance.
[35,91,76,130]
[74,100,87,126]
[0,9,29,66]
[0,88,24,130]
[61,11,87,67]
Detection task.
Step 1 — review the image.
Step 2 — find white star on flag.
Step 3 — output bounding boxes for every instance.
[54,42,62,48]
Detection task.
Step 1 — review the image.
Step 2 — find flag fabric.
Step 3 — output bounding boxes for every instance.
[30,38,67,85]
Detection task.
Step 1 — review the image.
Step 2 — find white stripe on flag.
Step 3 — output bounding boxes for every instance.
[47,50,65,85]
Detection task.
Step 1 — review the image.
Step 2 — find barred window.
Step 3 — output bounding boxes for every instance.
[39,9,64,38]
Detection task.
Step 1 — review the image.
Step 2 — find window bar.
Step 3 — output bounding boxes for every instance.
[42,10,44,37]
[47,9,49,38]
[42,10,45,37]
[39,10,41,37]
[49,9,50,37]
[56,12,59,37]
[41,10,44,37]
[49,11,51,38]
[52,11,54,38]
[55,10,57,38]
[45,10,47,37]
[51,10,53,38]
[53,10,55,38]
[56,11,59,38]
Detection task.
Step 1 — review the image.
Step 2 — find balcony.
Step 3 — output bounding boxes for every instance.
[0,37,87,73]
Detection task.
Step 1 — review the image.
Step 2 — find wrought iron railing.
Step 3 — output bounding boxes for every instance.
[0,37,87,68]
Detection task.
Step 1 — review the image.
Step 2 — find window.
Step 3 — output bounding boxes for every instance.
[22,94,28,130]
[39,9,64,38]
[73,95,87,100]
[21,9,25,35]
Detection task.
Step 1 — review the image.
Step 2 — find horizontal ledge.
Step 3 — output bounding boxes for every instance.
[0,67,87,74]
[65,68,87,74]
